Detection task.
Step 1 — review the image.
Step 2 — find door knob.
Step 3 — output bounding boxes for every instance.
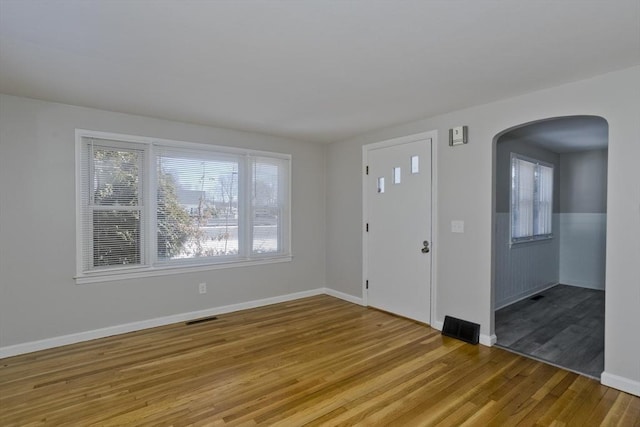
[421,240,430,253]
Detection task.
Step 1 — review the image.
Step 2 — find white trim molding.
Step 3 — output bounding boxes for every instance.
[7,288,636,396]
[431,319,495,347]
[361,130,438,324]
[0,288,324,359]
[74,128,293,284]
[76,256,293,284]
[601,372,640,397]
[0,288,365,359]
[324,288,364,306]
[480,334,498,347]
[494,282,558,311]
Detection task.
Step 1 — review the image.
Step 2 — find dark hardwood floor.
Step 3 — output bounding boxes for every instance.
[496,284,605,379]
[3,294,638,425]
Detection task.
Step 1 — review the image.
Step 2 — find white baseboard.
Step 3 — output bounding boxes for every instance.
[12,288,637,395]
[0,288,325,359]
[429,320,495,347]
[601,372,640,397]
[494,282,558,310]
[324,288,364,306]
[561,281,605,291]
[0,288,520,359]
[480,334,497,347]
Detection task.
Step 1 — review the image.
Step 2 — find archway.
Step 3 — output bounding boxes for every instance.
[491,115,608,378]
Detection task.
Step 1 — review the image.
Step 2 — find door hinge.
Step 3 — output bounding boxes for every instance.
[366,280,369,289]
[366,165,369,175]
[366,223,369,232]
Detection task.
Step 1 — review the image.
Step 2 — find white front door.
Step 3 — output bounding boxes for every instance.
[365,137,432,323]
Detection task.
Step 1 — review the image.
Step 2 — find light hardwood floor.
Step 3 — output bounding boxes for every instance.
[1,295,638,426]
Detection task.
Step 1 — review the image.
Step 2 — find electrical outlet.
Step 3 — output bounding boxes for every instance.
[198,282,207,294]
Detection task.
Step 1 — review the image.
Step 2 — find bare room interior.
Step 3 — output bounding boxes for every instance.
[1,1,639,425]
[493,116,608,379]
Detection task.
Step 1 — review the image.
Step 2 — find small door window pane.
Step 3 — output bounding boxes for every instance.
[393,167,401,184]
[377,177,385,193]
[411,155,419,174]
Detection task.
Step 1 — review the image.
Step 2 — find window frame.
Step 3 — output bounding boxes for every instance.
[75,129,292,284]
[84,139,148,272]
[509,153,554,245]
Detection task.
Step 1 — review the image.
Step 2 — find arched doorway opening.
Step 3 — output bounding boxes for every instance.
[492,115,608,378]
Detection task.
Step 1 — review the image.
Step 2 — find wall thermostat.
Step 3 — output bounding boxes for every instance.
[449,126,468,146]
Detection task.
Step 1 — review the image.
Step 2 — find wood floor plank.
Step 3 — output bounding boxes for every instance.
[496,284,605,378]
[1,295,638,426]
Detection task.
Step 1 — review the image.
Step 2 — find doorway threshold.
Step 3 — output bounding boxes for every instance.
[494,343,601,380]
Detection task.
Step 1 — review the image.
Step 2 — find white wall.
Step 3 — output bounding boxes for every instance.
[559,213,606,289]
[326,66,640,395]
[559,149,608,290]
[0,94,327,348]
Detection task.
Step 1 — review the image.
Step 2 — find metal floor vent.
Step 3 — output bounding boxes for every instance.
[185,316,218,325]
[441,315,480,345]
[530,295,545,301]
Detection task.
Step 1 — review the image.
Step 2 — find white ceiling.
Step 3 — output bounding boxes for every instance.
[1,0,639,144]
[500,116,609,153]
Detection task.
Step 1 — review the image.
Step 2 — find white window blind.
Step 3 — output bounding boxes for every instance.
[80,139,146,272]
[156,148,241,263]
[251,157,289,255]
[77,131,291,281]
[511,154,554,243]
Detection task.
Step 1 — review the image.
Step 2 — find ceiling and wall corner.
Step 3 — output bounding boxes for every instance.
[0,0,639,143]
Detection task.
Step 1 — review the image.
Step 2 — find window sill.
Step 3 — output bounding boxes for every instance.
[510,236,554,248]
[75,255,293,284]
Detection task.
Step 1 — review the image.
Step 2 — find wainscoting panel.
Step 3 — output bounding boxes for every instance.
[494,213,560,309]
[559,213,606,290]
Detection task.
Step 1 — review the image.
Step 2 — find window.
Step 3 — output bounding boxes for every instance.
[77,130,290,283]
[81,140,146,271]
[510,154,553,243]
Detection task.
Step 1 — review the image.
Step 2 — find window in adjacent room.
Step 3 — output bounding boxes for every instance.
[510,153,553,243]
[77,130,291,283]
